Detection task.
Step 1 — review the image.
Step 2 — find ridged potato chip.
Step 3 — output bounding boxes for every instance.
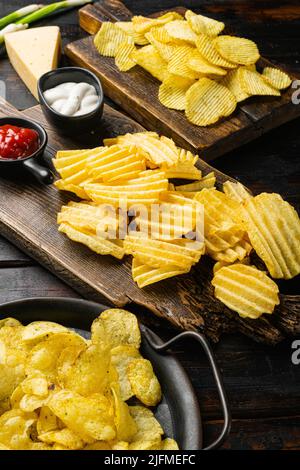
[222,67,250,102]
[132,12,182,34]
[187,49,227,77]
[145,31,177,62]
[132,258,189,288]
[115,42,136,71]
[147,25,173,44]
[164,20,198,44]
[94,22,132,57]
[115,21,149,45]
[262,67,292,90]
[214,35,260,65]
[175,172,216,191]
[159,74,194,110]
[212,263,280,318]
[239,68,280,96]
[132,45,168,82]
[167,45,199,79]
[223,181,251,203]
[196,35,236,68]
[240,193,300,279]
[58,223,125,259]
[185,78,237,126]
[185,10,225,36]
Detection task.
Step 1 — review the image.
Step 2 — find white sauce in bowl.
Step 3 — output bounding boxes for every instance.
[43,82,99,117]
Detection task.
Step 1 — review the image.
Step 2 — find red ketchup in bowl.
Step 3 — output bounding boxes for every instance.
[0,124,39,160]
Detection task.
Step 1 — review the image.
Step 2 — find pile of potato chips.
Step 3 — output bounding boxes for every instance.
[0,309,178,450]
[94,9,292,126]
[54,131,300,320]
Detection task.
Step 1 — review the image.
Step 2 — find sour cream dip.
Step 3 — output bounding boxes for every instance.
[43,82,99,117]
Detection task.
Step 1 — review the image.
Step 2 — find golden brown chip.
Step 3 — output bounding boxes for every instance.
[132,258,189,288]
[240,193,300,279]
[185,78,237,126]
[212,263,280,318]
[239,69,281,96]
[223,181,251,203]
[129,405,164,442]
[132,44,168,82]
[115,42,136,71]
[185,10,225,36]
[100,308,141,349]
[196,35,236,68]
[115,21,149,45]
[222,67,250,102]
[213,35,260,65]
[145,31,177,61]
[94,22,132,57]
[262,67,292,90]
[159,74,194,110]
[167,45,199,79]
[132,12,182,34]
[164,19,198,44]
[187,49,227,76]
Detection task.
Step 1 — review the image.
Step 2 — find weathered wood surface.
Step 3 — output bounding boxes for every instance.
[0,96,299,345]
[65,0,300,162]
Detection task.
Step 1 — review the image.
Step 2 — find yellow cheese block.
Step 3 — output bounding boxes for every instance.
[5,26,61,100]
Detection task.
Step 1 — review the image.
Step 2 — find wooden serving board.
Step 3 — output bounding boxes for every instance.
[65,0,300,162]
[0,96,299,345]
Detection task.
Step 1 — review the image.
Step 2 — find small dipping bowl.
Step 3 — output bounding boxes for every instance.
[38,67,104,135]
[0,117,53,185]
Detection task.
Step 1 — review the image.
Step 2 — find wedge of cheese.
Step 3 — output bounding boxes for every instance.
[5,26,61,100]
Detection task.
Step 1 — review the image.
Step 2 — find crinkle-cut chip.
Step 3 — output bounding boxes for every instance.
[0,409,36,450]
[25,332,86,382]
[0,318,22,328]
[239,193,300,279]
[111,384,137,441]
[239,69,281,96]
[185,10,224,36]
[207,238,252,263]
[115,41,136,71]
[223,181,251,203]
[132,45,168,82]
[262,67,292,90]
[132,258,189,288]
[187,49,227,76]
[21,321,68,344]
[48,390,116,442]
[162,160,201,180]
[164,20,198,44]
[58,223,125,259]
[37,406,58,435]
[213,257,251,274]
[86,145,146,183]
[21,377,48,397]
[145,32,177,62]
[127,359,162,406]
[175,172,216,192]
[132,12,182,34]
[100,309,141,349]
[58,344,110,397]
[129,406,164,442]
[54,179,90,200]
[185,78,237,126]
[161,438,180,450]
[148,25,173,44]
[159,74,194,110]
[111,345,141,401]
[124,235,204,269]
[213,35,260,65]
[167,45,199,79]
[38,428,84,450]
[107,133,179,167]
[212,263,280,319]
[196,35,236,68]
[194,188,242,229]
[115,21,149,45]
[94,22,132,57]
[221,67,250,102]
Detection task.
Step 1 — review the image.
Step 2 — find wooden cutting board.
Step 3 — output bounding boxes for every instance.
[0,96,299,345]
[65,0,300,162]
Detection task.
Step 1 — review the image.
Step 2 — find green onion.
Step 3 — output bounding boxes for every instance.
[17,0,93,26]
[0,4,43,29]
[0,24,28,45]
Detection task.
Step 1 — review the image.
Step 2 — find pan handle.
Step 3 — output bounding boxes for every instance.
[23,158,54,185]
[142,329,231,450]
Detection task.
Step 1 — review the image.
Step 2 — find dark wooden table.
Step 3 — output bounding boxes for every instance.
[0,0,300,450]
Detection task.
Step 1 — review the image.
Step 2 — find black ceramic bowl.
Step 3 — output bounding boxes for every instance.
[0,117,53,185]
[38,67,104,135]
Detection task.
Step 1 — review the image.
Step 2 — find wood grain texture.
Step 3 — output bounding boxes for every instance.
[0,96,299,345]
[65,0,300,161]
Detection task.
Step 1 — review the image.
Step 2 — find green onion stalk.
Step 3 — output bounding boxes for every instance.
[0,0,92,45]
[0,4,43,29]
